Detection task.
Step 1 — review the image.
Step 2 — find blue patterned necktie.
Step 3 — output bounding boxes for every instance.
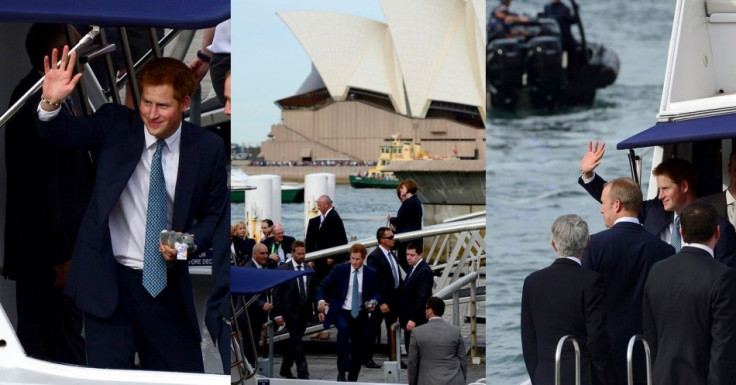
[143,140,167,297]
[671,216,681,252]
[351,269,360,318]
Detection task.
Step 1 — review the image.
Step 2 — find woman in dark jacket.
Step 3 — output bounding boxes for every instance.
[231,220,256,266]
[388,179,423,271]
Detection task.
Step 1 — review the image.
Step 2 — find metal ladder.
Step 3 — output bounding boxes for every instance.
[626,335,653,385]
[555,335,581,385]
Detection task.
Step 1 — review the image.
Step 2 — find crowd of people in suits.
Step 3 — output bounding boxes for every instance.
[521,142,736,385]
[231,180,467,383]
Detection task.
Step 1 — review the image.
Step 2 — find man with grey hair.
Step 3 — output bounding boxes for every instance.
[521,214,611,385]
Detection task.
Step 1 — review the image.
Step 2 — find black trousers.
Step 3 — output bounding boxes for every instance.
[367,306,397,361]
[280,308,311,379]
[84,264,203,372]
[15,271,85,365]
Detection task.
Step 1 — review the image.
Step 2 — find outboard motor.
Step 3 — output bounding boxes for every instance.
[487,37,525,109]
[525,35,565,110]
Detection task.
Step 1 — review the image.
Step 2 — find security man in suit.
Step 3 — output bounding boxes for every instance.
[643,202,736,385]
[306,194,349,340]
[521,214,611,385]
[408,296,466,385]
[273,240,313,379]
[4,23,93,365]
[583,177,674,384]
[364,227,403,368]
[36,47,228,372]
[399,242,434,352]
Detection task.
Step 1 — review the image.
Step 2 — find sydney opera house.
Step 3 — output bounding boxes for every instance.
[259,0,486,163]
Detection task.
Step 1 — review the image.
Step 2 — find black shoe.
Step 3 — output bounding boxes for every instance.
[400,360,407,369]
[280,370,296,379]
[337,372,347,382]
[364,359,381,369]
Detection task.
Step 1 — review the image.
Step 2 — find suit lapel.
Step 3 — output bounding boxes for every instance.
[98,119,145,224]
[172,123,200,230]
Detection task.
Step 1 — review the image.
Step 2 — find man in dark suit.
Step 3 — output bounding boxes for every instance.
[273,240,313,379]
[583,177,674,385]
[364,227,403,368]
[306,194,348,339]
[408,296,466,385]
[317,243,380,382]
[521,214,611,385]
[243,243,275,366]
[399,242,434,351]
[261,223,295,267]
[36,49,228,372]
[643,203,736,385]
[3,23,93,365]
[700,150,736,221]
[579,141,736,267]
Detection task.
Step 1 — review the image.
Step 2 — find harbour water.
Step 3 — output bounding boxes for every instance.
[486,0,675,383]
[231,184,402,242]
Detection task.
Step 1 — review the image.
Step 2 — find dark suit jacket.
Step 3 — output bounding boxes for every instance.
[700,190,728,219]
[366,246,402,309]
[4,70,94,280]
[37,104,229,338]
[643,246,736,385]
[261,235,295,264]
[305,208,349,265]
[390,194,422,234]
[316,263,380,325]
[583,222,674,384]
[399,260,434,328]
[272,261,314,322]
[579,174,736,268]
[521,258,610,385]
[232,236,256,266]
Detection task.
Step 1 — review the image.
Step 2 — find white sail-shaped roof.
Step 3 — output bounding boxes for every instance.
[278,0,484,120]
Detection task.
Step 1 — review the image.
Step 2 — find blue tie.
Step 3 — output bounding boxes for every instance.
[143,140,168,297]
[351,269,360,318]
[671,216,681,252]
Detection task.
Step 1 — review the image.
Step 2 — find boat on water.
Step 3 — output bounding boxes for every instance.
[487,0,619,110]
[349,135,443,189]
[230,181,304,203]
[517,0,736,383]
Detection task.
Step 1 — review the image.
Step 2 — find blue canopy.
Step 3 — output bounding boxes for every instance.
[231,266,314,295]
[0,0,229,29]
[617,113,736,150]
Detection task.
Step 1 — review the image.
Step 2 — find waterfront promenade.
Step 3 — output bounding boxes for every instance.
[242,289,486,384]
[234,161,364,183]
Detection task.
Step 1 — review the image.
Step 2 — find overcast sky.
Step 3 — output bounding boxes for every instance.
[230,0,385,145]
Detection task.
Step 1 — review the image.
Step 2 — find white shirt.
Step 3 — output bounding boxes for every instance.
[614,217,640,225]
[379,245,400,288]
[681,242,715,258]
[342,265,363,311]
[291,258,308,290]
[727,190,736,226]
[564,257,582,265]
[38,104,181,268]
[207,19,230,54]
[661,212,680,245]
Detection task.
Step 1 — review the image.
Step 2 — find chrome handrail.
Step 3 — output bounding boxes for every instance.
[555,335,581,385]
[626,335,653,385]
